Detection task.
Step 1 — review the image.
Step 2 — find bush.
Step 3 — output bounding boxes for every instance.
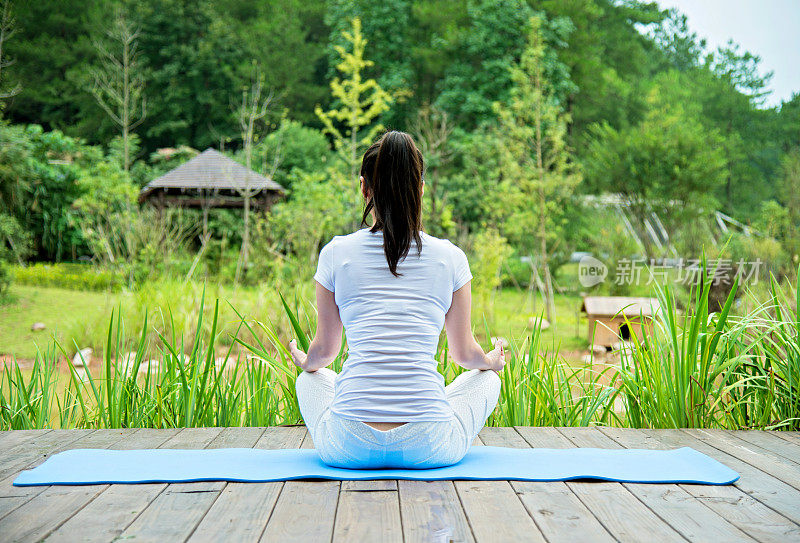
[500,254,532,288]
[12,263,125,291]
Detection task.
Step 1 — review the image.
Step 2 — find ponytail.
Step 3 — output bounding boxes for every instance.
[360,131,424,277]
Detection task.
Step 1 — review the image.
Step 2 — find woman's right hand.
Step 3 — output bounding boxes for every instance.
[486,339,506,372]
[288,338,309,371]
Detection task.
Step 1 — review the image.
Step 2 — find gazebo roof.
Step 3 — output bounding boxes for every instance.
[139,148,285,202]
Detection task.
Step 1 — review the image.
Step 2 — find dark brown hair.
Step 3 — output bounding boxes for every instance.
[360,130,424,277]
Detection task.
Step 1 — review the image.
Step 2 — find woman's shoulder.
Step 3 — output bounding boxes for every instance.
[321,229,364,248]
[420,231,465,256]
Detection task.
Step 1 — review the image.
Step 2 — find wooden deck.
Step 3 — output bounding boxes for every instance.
[0,427,799,542]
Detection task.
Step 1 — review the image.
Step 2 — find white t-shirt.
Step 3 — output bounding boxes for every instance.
[314,227,472,422]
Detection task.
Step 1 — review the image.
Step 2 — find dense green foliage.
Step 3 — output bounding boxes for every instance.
[0,0,798,305]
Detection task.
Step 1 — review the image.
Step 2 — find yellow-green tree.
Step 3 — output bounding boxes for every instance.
[469,226,512,323]
[316,17,393,183]
[493,16,581,324]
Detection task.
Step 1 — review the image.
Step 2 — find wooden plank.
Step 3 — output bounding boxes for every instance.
[45,428,198,543]
[773,431,800,446]
[333,490,403,543]
[0,429,92,482]
[0,431,72,517]
[0,429,133,521]
[32,428,186,543]
[481,427,613,543]
[638,429,800,526]
[685,429,800,491]
[398,480,474,543]
[0,430,49,453]
[454,432,545,543]
[517,427,684,542]
[259,429,340,542]
[115,485,219,542]
[159,427,228,493]
[0,429,145,542]
[728,431,800,466]
[48,484,162,541]
[114,427,230,542]
[189,427,305,543]
[397,432,481,543]
[341,479,397,491]
[205,425,266,449]
[727,430,800,465]
[4,486,108,543]
[330,425,403,542]
[559,427,754,542]
[600,427,800,543]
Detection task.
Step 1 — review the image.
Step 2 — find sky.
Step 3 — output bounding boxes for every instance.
[653,0,800,108]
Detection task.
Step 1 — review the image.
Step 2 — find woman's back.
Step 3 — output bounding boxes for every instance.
[314,227,472,422]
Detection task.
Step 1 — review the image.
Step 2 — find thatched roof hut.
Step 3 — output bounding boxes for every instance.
[138,148,285,208]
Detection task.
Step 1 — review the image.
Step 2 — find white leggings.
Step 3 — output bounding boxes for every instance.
[295,368,501,469]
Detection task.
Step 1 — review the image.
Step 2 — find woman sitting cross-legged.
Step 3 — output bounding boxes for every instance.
[289,130,505,470]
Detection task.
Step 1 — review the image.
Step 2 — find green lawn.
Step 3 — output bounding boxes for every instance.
[0,286,124,359]
[0,282,590,360]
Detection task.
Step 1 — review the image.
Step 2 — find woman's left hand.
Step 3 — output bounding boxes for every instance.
[288,339,308,370]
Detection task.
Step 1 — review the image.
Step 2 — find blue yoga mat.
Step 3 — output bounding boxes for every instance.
[13,446,739,486]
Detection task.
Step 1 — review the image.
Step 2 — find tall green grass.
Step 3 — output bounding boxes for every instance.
[491,320,617,427]
[1,266,799,430]
[725,274,800,429]
[614,266,746,428]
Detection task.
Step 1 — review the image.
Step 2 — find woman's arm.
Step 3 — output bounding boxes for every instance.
[444,281,505,371]
[289,281,343,372]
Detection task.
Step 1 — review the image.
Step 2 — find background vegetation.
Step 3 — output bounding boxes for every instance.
[0,0,798,430]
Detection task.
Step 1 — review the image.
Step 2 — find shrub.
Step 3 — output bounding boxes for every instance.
[12,263,125,291]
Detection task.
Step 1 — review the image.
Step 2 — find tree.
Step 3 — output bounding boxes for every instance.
[493,16,581,324]
[778,149,800,260]
[537,0,662,142]
[468,227,511,322]
[3,1,107,136]
[131,0,250,151]
[234,68,279,284]
[648,8,705,72]
[243,119,331,191]
[411,104,453,235]
[0,211,30,299]
[0,0,21,103]
[701,42,775,217]
[779,93,800,152]
[435,0,535,129]
[0,121,30,268]
[266,170,350,269]
[315,17,393,182]
[89,10,146,172]
[584,81,728,256]
[324,0,413,128]
[219,0,328,127]
[315,16,393,233]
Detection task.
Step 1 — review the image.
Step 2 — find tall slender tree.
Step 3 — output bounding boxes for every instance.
[234,67,278,284]
[0,0,20,103]
[412,104,453,234]
[494,16,581,324]
[89,10,146,171]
